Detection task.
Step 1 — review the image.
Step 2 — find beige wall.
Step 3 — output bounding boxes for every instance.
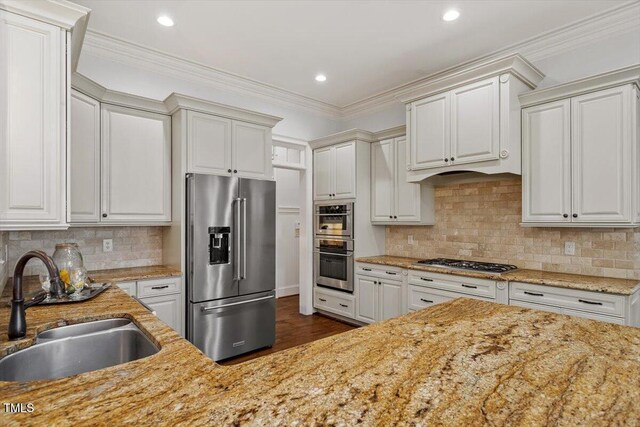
[386,177,640,280]
[6,227,163,277]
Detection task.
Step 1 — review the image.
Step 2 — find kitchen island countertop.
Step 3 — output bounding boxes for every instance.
[2,284,640,425]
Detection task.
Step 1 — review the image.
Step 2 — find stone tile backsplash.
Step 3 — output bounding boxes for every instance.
[386,177,640,280]
[6,227,164,277]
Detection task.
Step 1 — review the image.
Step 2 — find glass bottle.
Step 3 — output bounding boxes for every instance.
[52,243,87,296]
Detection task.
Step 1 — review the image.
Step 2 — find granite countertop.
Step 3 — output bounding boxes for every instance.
[356,255,640,295]
[2,290,640,425]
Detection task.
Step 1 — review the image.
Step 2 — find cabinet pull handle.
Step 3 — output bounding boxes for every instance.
[151,285,169,290]
[362,268,372,271]
[339,303,348,308]
[524,291,544,297]
[578,299,603,306]
[319,298,327,302]
[461,284,477,289]
[420,277,433,282]
[420,298,434,303]
[386,271,397,275]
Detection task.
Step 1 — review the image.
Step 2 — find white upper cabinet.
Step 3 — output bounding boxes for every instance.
[571,87,632,223]
[232,121,273,179]
[402,55,544,181]
[410,93,449,170]
[0,11,66,229]
[187,111,232,176]
[69,90,101,223]
[184,110,274,180]
[313,141,356,200]
[371,139,394,221]
[371,136,433,224]
[450,77,500,165]
[520,66,640,227]
[522,100,571,223]
[101,104,171,223]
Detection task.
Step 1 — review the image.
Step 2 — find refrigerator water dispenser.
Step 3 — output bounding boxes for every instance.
[208,226,230,264]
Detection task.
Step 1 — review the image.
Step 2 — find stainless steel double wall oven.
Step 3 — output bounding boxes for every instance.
[314,202,354,293]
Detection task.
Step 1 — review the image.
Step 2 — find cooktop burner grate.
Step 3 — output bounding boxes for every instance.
[415,258,518,273]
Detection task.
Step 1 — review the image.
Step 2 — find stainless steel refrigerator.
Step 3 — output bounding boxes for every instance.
[186,173,276,361]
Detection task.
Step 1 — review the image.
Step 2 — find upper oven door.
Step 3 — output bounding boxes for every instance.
[315,203,353,237]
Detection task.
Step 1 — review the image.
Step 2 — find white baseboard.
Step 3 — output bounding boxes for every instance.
[276,285,299,298]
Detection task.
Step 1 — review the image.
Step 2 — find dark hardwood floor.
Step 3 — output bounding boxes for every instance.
[219,295,357,365]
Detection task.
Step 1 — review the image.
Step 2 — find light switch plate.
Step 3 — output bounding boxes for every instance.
[103,239,113,253]
[564,241,576,256]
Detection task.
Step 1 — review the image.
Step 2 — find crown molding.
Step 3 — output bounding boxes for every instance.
[273,134,309,149]
[164,93,282,127]
[72,73,168,114]
[81,30,341,118]
[309,129,376,149]
[397,54,545,104]
[340,1,640,119]
[373,125,406,141]
[74,1,638,120]
[519,64,640,108]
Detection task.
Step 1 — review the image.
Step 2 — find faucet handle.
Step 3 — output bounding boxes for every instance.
[25,291,48,308]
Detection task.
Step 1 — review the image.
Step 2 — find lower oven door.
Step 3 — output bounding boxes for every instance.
[314,250,354,292]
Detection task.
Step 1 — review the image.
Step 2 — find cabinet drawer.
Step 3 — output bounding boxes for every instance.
[408,270,496,299]
[356,263,403,282]
[117,281,137,297]
[510,299,625,326]
[314,288,355,318]
[509,282,625,318]
[408,285,491,311]
[137,277,181,298]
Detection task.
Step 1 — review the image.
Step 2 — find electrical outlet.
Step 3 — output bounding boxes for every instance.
[408,235,416,245]
[103,239,113,253]
[564,241,576,256]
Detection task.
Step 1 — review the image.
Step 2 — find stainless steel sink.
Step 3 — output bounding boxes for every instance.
[0,318,160,382]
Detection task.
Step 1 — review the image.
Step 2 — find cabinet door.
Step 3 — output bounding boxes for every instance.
[355,276,378,324]
[333,142,356,199]
[522,100,572,223]
[187,111,231,176]
[141,293,182,334]
[371,139,395,222]
[232,121,273,179]
[0,12,64,226]
[69,90,101,223]
[101,104,171,222]
[571,86,632,223]
[450,77,500,165]
[410,93,449,170]
[313,146,333,200]
[116,281,137,297]
[379,280,403,321]
[394,137,421,222]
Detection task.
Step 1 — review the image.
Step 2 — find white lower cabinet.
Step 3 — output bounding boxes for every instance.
[355,264,406,324]
[509,281,639,327]
[115,276,184,335]
[314,287,355,318]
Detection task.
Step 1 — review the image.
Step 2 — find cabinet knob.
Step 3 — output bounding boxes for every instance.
[233,169,238,173]
[394,216,397,219]
[389,215,393,219]
[450,157,455,161]
[572,213,578,218]
[444,158,449,162]
[102,213,107,218]
[563,214,569,218]
[228,169,232,173]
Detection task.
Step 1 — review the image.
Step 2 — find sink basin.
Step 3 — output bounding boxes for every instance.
[0,318,159,382]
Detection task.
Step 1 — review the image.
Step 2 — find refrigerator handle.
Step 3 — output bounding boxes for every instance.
[242,197,247,280]
[234,197,242,281]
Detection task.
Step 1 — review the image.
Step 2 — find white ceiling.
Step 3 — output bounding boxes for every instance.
[75,0,628,107]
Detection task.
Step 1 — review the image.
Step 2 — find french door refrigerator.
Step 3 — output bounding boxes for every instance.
[186,173,276,361]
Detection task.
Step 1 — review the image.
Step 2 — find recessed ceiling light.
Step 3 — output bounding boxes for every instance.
[442,9,460,22]
[315,74,327,82]
[157,15,174,27]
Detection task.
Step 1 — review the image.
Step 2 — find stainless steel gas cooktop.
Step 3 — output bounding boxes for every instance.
[415,258,518,274]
